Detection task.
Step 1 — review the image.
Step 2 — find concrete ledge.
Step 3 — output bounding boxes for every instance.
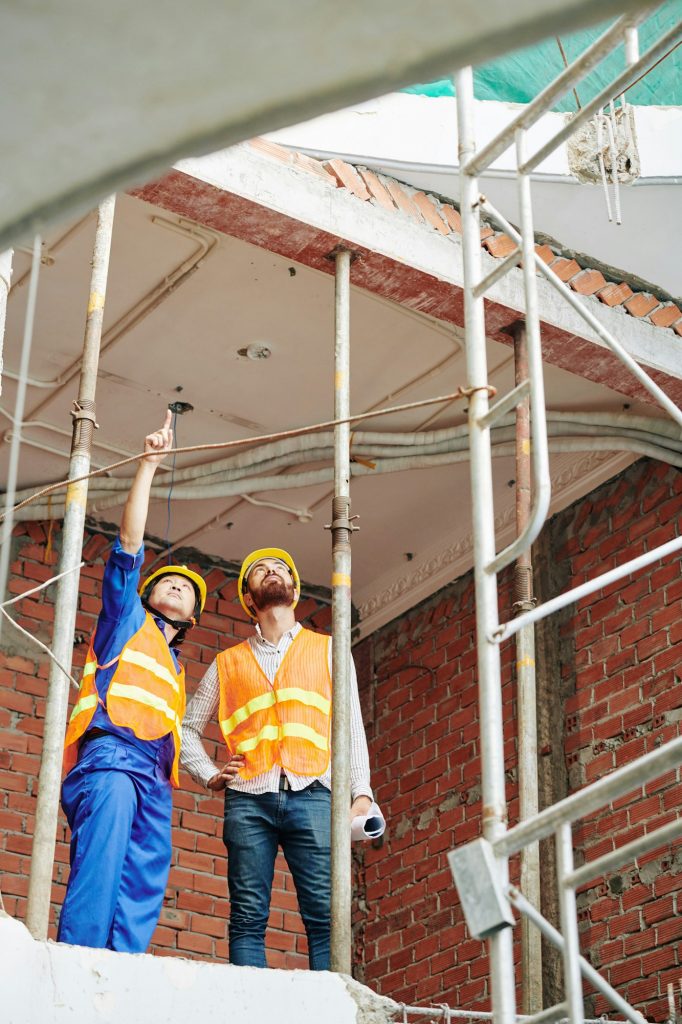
[0,914,398,1024]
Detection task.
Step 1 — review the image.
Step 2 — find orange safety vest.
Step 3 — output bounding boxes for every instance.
[63,612,186,787]
[217,628,332,780]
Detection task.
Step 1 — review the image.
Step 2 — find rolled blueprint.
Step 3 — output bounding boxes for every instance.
[351,801,386,842]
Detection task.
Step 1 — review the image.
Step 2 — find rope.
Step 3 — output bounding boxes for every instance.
[0,561,86,690]
[0,608,80,691]
[1,391,468,523]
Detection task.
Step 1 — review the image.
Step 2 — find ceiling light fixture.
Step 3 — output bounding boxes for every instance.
[238,343,272,361]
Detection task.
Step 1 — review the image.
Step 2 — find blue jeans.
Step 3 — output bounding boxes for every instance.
[223,782,331,970]
[57,735,172,952]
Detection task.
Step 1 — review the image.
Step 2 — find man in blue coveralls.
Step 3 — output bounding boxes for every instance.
[57,411,221,952]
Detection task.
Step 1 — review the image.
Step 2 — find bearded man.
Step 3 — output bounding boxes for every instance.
[181,547,372,970]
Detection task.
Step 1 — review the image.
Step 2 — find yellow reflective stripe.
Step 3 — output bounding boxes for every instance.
[235,722,329,755]
[221,691,276,737]
[236,724,279,754]
[280,722,329,751]
[119,649,180,693]
[68,694,98,723]
[108,683,180,728]
[82,661,97,679]
[275,687,331,717]
[221,688,330,738]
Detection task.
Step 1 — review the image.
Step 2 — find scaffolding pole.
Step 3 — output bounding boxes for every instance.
[26,195,116,939]
[0,238,41,641]
[329,248,353,974]
[0,248,12,395]
[511,322,542,1015]
[453,12,682,1022]
[456,66,516,1024]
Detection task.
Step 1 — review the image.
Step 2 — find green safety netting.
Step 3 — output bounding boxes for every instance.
[404,3,682,110]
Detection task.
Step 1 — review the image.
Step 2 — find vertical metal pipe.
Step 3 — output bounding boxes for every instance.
[624,27,639,66]
[512,321,542,1014]
[329,248,353,974]
[556,823,584,1024]
[26,195,116,939]
[0,239,40,638]
[455,67,516,1024]
[0,248,13,396]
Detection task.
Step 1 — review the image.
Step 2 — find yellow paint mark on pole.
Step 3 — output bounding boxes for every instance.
[521,439,531,455]
[334,371,346,389]
[64,480,88,511]
[516,656,536,669]
[331,573,351,588]
[87,292,105,315]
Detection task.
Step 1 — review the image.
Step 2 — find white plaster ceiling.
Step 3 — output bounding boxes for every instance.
[2,192,658,636]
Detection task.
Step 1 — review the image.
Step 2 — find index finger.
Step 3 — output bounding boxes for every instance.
[162,408,173,431]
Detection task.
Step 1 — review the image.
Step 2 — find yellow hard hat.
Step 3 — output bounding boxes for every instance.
[238,547,300,620]
[139,564,207,614]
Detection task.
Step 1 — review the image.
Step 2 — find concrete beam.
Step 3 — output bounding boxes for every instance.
[1,914,397,1024]
[0,0,646,249]
[132,145,682,408]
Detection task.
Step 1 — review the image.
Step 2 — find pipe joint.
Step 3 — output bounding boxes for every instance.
[70,399,98,455]
[325,245,361,264]
[325,495,359,536]
[513,563,534,606]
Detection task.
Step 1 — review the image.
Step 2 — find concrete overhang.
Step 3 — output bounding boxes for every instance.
[0,0,648,250]
[1,914,397,1024]
[133,143,682,409]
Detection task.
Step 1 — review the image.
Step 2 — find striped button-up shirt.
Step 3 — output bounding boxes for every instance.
[181,622,373,799]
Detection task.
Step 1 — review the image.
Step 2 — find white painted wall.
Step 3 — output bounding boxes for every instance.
[0,914,397,1024]
[268,93,682,296]
[268,92,682,178]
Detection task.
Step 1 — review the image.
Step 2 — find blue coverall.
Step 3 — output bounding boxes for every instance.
[57,540,179,952]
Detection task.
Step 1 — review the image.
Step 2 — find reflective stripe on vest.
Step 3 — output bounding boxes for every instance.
[118,648,181,694]
[63,612,185,787]
[234,720,329,755]
[107,682,182,734]
[81,659,97,680]
[217,628,331,779]
[220,686,331,738]
[68,693,99,723]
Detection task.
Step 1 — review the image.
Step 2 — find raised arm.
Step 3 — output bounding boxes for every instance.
[119,410,173,555]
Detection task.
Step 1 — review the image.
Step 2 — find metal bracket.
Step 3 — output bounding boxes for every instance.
[70,400,99,430]
[324,245,361,264]
[324,514,360,532]
[448,838,515,939]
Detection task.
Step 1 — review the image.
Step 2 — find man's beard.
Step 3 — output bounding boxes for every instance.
[248,576,294,612]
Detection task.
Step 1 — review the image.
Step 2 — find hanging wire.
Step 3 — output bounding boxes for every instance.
[622,39,681,96]
[606,100,622,224]
[596,113,613,222]
[165,407,179,562]
[555,37,582,111]
[0,236,42,643]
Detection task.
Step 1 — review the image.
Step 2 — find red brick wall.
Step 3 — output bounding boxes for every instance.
[0,523,331,966]
[1,458,680,1019]
[354,458,681,1020]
